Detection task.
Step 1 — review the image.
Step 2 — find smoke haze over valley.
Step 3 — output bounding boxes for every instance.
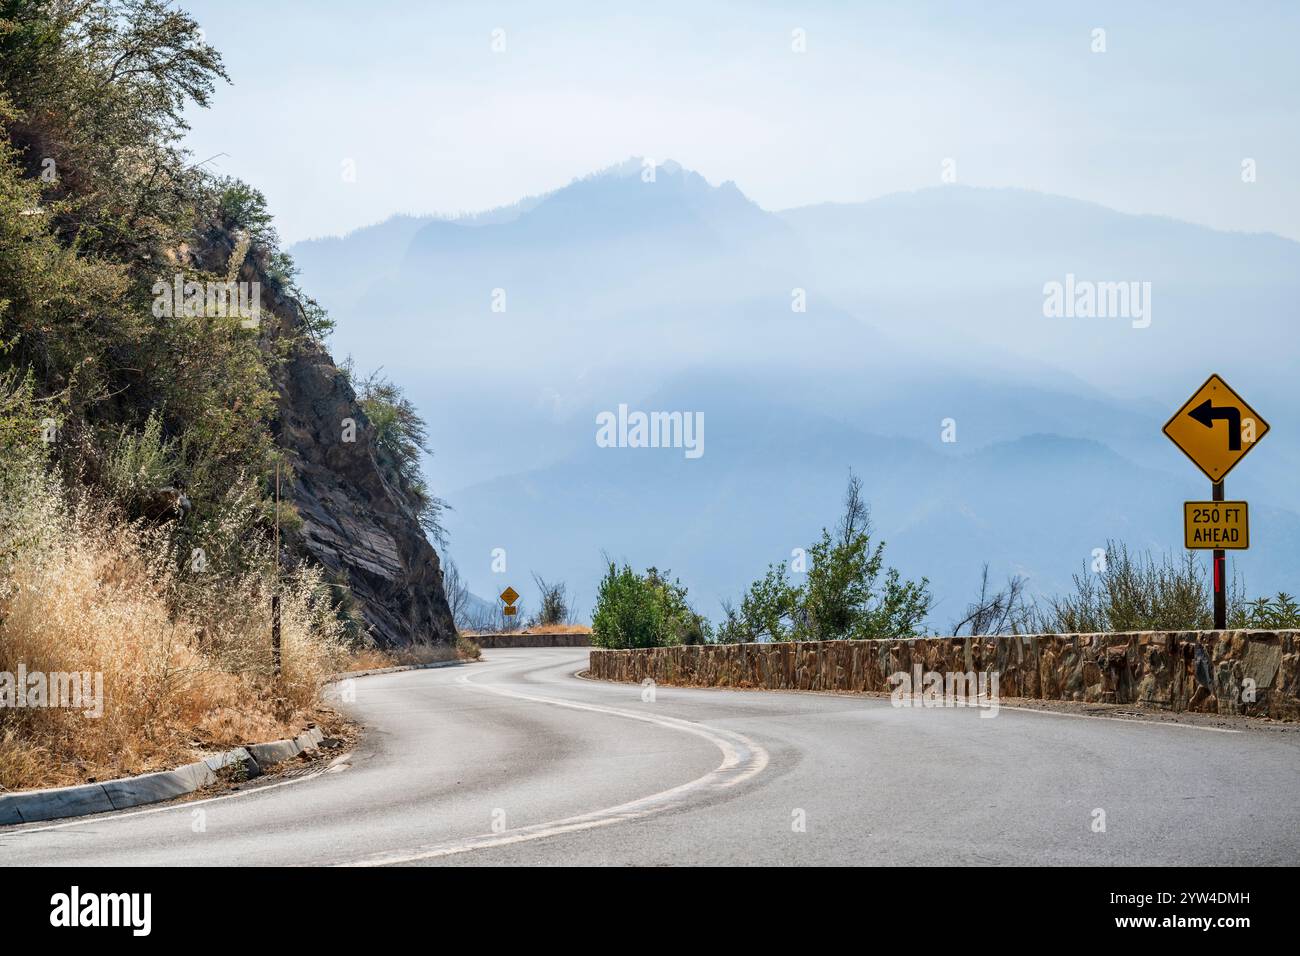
[289,161,1300,624]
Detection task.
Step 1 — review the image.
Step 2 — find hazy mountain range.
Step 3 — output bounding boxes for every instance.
[289,159,1300,627]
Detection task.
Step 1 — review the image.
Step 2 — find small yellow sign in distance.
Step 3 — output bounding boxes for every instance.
[502,605,518,616]
[1183,500,1249,550]
[1163,374,1269,483]
[499,586,520,605]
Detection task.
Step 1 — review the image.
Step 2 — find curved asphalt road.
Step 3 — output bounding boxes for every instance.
[5,648,1300,866]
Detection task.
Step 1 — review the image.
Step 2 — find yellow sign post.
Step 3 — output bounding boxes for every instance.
[1183,501,1249,550]
[1164,374,1269,629]
[1162,373,1269,483]
[500,586,519,617]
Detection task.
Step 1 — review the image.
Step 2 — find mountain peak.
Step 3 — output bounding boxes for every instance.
[492,156,772,240]
[592,156,687,181]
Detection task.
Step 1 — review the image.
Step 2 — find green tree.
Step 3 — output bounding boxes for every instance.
[726,472,931,642]
[732,562,799,642]
[2,0,228,256]
[0,0,282,528]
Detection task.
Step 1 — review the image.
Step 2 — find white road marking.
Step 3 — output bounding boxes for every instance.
[576,669,1249,735]
[1002,704,1244,733]
[334,672,770,866]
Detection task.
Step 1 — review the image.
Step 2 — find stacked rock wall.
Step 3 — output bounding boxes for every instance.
[588,632,1298,720]
[474,632,591,649]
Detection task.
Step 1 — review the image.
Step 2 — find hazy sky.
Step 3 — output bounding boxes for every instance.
[179,1,1300,243]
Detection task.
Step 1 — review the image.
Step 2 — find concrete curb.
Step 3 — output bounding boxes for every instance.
[327,658,468,681]
[0,727,326,826]
[0,659,467,827]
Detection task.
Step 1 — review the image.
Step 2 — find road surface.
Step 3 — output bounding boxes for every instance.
[6,648,1299,865]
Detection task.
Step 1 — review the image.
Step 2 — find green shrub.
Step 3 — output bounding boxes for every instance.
[102,411,180,504]
[590,562,711,648]
[591,563,664,648]
[0,364,44,477]
[1035,540,1212,632]
[215,179,277,248]
[1232,592,1300,629]
[646,568,712,645]
[349,366,447,545]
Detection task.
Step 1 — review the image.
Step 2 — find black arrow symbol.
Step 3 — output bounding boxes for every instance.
[1188,399,1241,451]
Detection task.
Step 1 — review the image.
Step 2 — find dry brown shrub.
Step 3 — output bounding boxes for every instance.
[0,468,348,791]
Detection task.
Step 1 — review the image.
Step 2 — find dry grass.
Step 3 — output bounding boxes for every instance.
[0,468,350,792]
[344,647,400,671]
[340,634,481,671]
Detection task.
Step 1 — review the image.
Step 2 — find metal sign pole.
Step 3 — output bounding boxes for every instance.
[272,460,282,677]
[1212,479,1226,629]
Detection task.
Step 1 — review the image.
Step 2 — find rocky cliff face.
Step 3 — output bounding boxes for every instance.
[255,275,455,649]
[176,229,456,649]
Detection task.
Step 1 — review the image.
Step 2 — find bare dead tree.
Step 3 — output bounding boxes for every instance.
[441,558,471,631]
[838,469,871,548]
[531,573,570,626]
[463,604,499,633]
[952,564,1032,635]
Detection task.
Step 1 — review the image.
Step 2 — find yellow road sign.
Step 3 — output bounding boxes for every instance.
[1162,374,1269,482]
[1184,500,1249,550]
[499,586,519,605]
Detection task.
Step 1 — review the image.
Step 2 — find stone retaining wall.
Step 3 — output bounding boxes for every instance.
[473,632,591,649]
[587,631,1299,720]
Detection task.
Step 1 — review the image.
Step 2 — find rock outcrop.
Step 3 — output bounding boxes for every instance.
[241,260,455,649]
